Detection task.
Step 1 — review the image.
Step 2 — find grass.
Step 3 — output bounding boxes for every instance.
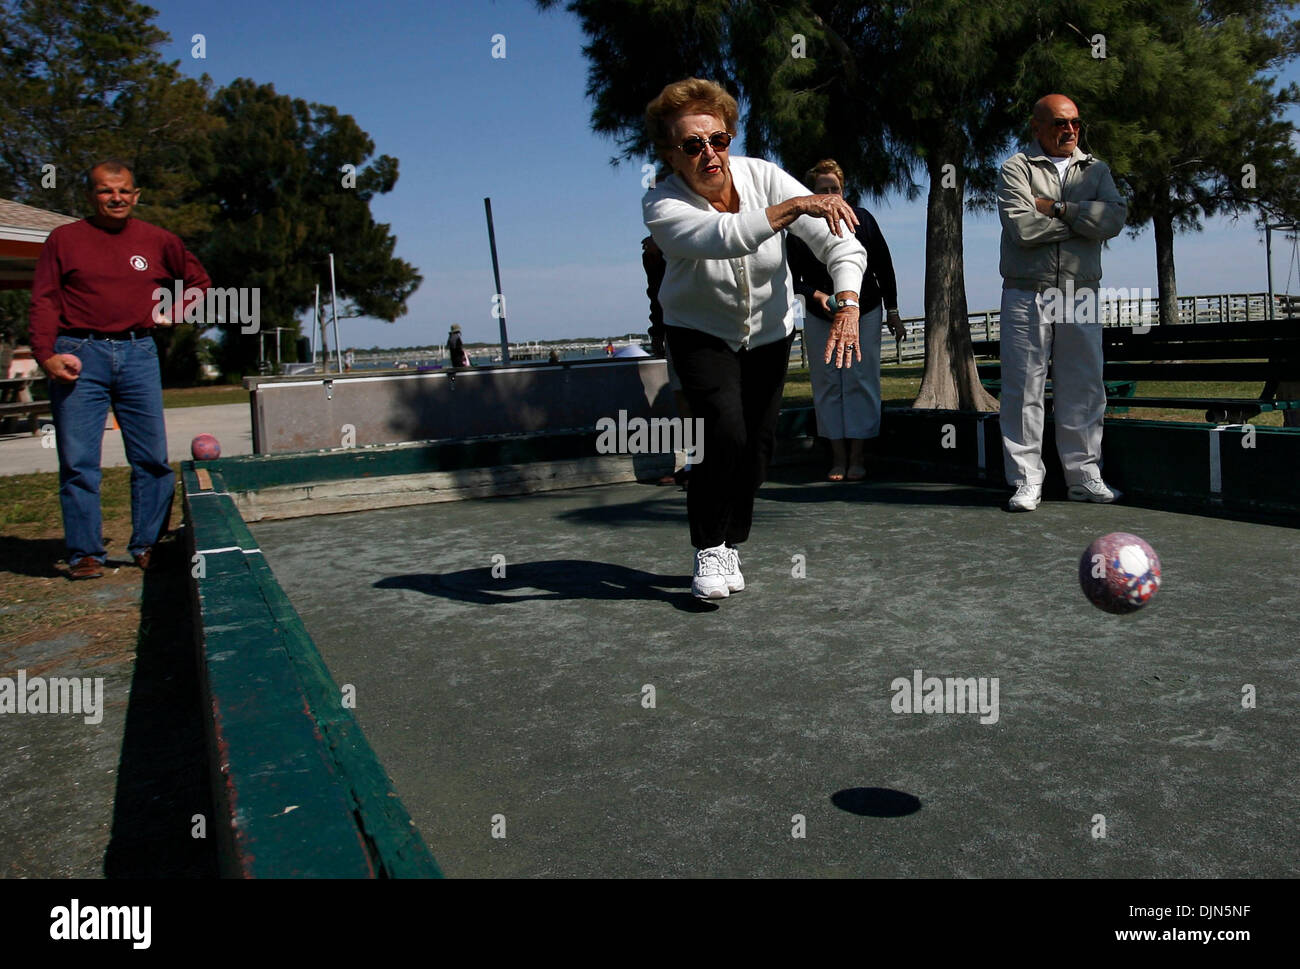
[782,362,1289,426]
[0,465,181,642]
[784,364,924,410]
[161,384,248,408]
[10,382,246,409]
[0,467,133,531]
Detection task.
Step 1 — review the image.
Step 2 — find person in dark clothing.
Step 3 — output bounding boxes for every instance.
[642,234,692,487]
[788,159,906,481]
[447,324,470,367]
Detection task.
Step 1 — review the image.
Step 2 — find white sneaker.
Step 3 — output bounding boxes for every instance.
[723,544,745,593]
[1007,482,1042,512]
[692,545,731,599]
[1068,478,1121,503]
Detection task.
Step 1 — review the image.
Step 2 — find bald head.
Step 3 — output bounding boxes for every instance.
[1030,94,1081,157]
[1033,95,1076,122]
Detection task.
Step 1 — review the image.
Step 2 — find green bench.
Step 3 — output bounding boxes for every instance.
[972,320,1300,423]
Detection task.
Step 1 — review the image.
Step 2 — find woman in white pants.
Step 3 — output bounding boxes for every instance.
[789,160,906,481]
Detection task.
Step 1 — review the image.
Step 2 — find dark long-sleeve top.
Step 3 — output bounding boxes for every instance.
[788,205,898,322]
[29,217,211,364]
[447,332,465,360]
[642,235,666,342]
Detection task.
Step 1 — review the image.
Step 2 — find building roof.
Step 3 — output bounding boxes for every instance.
[0,198,80,289]
[0,197,79,238]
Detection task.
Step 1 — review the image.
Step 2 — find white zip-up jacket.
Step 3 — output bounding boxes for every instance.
[643,155,868,351]
[997,141,1127,292]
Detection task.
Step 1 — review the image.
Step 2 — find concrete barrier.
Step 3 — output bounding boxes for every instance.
[244,357,675,454]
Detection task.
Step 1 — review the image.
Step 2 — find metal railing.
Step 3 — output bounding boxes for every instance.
[341,292,1299,373]
[792,291,1300,367]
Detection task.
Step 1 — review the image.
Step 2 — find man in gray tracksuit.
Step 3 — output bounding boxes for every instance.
[997,94,1128,511]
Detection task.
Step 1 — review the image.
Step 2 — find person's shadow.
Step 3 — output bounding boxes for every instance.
[0,536,65,578]
[375,558,718,612]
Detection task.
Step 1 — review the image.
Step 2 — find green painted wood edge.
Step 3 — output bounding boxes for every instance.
[205,429,604,492]
[183,461,443,878]
[186,468,264,554]
[243,553,443,878]
[185,492,378,877]
[875,410,1300,523]
[206,415,819,494]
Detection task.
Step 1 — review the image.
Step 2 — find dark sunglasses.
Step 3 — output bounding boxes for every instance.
[1051,118,1084,130]
[675,132,733,156]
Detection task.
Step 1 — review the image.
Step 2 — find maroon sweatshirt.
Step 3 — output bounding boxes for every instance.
[29,217,212,365]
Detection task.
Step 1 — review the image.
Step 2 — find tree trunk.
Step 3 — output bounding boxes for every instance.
[1154,210,1179,326]
[912,155,999,411]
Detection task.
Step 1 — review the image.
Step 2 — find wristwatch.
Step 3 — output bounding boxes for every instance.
[1051,201,1066,219]
[838,297,860,309]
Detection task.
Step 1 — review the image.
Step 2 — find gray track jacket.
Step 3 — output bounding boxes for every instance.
[997,141,1127,291]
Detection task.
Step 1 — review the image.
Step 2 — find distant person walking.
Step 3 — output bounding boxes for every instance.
[29,159,211,578]
[447,324,470,367]
[643,233,693,487]
[997,95,1127,511]
[788,159,906,481]
[642,78,866,600]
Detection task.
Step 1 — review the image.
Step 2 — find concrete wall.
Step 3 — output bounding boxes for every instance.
[244,357,675,454]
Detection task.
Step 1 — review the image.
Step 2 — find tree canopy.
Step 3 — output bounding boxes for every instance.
[199,80,421,374]
[1036,0,1300,322]
[0,0,422,377]
[539,0,1300,403]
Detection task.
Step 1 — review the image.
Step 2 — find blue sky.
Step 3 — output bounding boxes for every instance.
[150,0,1300,349]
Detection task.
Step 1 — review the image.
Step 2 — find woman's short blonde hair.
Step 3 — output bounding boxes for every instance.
[805,159,845,191]
[645,78,739,163]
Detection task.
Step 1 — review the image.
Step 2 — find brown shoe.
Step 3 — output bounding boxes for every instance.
[68,557,104,580]
[133,548,153,571]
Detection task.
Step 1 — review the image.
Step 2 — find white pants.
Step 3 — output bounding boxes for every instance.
[805,305,884,440]
[999,288,1106,487]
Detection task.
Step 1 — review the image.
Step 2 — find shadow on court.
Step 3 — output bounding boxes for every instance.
[832,787,923,818]
[0,536,65,578]
[104,536,218,877]
[757,480,1003,508]
[375,559,718,613]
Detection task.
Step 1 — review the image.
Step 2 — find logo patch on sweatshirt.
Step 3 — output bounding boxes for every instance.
[129,255,148,271]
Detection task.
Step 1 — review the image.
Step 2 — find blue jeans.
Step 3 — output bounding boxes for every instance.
[50,333,173,563]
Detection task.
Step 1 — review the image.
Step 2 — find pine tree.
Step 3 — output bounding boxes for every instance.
[1034,0,1300,325]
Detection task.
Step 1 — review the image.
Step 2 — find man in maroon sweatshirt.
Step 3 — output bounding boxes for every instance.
[30,160,212,578]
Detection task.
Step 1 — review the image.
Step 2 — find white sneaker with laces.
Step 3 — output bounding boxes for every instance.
[1068,478,1121,503]
[723,544,744,593]
[692,545,731,599]
[1007,482,1042,512]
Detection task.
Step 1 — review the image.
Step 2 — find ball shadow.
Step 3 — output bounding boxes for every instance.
[831,787,923,818]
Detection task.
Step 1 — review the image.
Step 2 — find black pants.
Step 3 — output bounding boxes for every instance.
[666,326,793,549]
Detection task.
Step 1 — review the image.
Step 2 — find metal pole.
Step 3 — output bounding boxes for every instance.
[1266,222,1274,320]
[484,198,509,365]
[328,252,343,374]
[312,284,320,370]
